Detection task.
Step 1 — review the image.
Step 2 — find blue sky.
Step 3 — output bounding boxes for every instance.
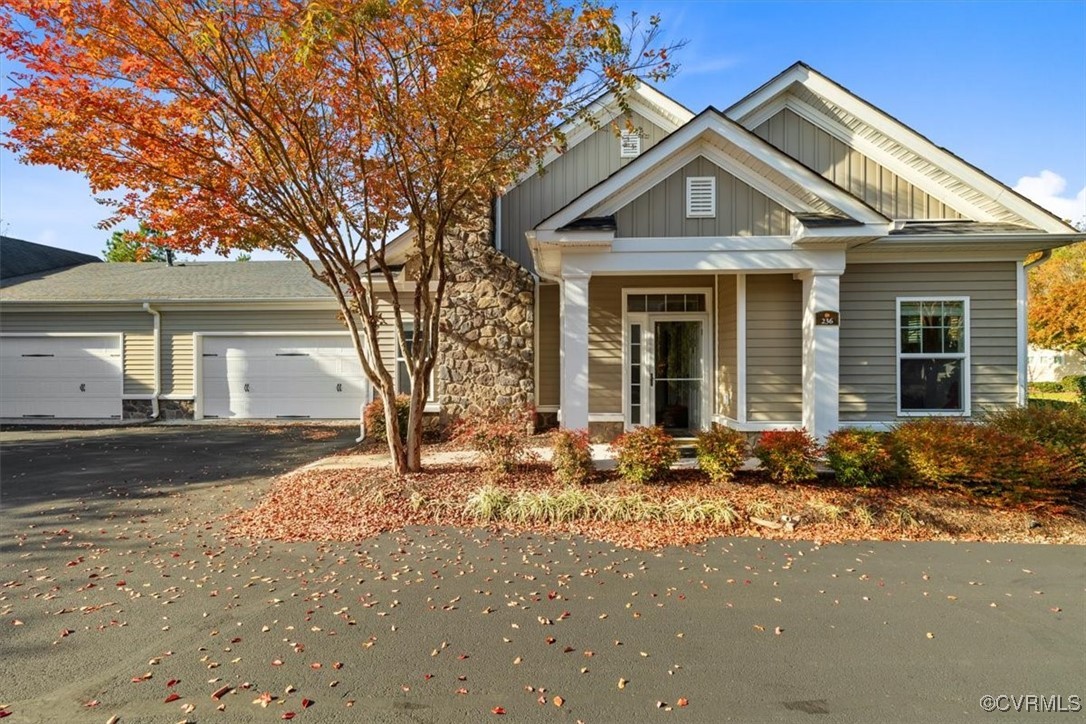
[1,0,1084,259]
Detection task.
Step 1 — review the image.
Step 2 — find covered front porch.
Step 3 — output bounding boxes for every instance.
[551,263,843,441]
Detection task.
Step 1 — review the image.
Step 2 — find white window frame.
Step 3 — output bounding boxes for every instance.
[396,321,437,402]
[619,130,642,159]
[895,296,970,417]
[685,176,716,218]
[621,288,713,432]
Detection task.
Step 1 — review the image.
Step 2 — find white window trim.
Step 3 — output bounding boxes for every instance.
[619,130,642,158]
[621,288,713,432]
[895,296,971,417]
[396,321,437,404]
[685,176,716,218]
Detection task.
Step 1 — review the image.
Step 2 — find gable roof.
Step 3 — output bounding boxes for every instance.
[0,260,334,303]
[725,61,1077,234]
[0,236,100,280]
[535,106,890,232]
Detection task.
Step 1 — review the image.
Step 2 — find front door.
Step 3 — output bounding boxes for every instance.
[625,291,709,436]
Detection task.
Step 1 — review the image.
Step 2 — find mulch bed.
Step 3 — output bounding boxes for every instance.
[228,460,1086,549]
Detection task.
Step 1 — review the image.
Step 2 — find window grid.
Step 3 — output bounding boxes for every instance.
[897,298,969,415]
[626,293,706,313]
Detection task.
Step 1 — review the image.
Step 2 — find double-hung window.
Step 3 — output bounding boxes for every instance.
[396,322,435,401]
[897,298,969,415]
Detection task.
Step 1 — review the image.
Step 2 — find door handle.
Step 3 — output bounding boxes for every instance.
[244,383,250,392]
[336,383,343,392]
[79,383,86,392]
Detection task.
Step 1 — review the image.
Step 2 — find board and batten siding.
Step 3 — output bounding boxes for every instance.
[615,156,792,238]
[745,274,803,422]
[536,284,560,408]
[754,108,965,221]
[160,306,397,398]
[501,111,671,272]
[0,310,155,396]
[588,275,714,415]
[839,262,1018,421]
[716,275,738,419]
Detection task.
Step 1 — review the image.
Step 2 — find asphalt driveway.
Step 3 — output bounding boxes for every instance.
[0,426,1083,723]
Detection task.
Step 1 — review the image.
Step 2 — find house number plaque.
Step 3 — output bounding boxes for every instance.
[815,310,840,326]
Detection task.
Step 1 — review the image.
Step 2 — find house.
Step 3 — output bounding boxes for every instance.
[0,235,100,279]
[2,62,1082,433]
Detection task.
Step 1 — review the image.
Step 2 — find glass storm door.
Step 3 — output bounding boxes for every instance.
[627,316,705,435]
[651,320,703,435]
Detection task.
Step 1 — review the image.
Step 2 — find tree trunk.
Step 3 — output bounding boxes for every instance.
[382,386,408,475]
[406,386,427,473]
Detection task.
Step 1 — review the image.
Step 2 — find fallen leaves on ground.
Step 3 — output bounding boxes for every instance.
[228,461,1086,549]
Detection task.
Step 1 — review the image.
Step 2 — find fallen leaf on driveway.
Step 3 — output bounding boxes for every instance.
[491,706,506,715]
[677,698,689,707]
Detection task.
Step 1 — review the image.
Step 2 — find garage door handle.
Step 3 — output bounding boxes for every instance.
[244,383,250,392]
[337,383,343,392]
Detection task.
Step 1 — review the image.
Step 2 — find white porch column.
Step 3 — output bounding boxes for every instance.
[800,271,841,440]
[560,273,591,430]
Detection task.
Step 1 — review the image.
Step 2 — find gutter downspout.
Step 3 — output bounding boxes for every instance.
[142,302,161,419]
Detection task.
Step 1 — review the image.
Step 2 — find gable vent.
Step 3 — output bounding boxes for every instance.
[685,176,716,218]
[620,131,641,158]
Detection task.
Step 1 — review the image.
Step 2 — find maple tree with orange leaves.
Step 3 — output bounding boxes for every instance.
[0,0,681,472]
[1028,241,1086,357]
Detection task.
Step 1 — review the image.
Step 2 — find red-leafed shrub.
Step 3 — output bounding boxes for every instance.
[752,429,820,484]
[892,417,1080,498]
[694,425,748,483]
[610,426,678,484]
[551,428,595,486]
[985,405,1086,484]
[824,428,901,487]
[452,406,535,476]
[364,395,410,442]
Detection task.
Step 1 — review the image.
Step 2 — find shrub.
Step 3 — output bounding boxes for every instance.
[1029,381,1065,394]
[985,405,1086,483]
[892,417,1080,498]
[452,406,535,476]
[1063,374,1086,400]
[694,425,748,483]
[364,395,410,442]
[824,428,900,487]
[609,426,678,484]
[551,428,595,486]
[752,429,820,484]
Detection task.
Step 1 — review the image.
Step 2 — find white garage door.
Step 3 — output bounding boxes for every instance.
[200,335,368,419]
[0,336,123,419]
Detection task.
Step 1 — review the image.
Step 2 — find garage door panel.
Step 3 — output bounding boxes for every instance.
[200,335,368,419]
[0,336,122,418]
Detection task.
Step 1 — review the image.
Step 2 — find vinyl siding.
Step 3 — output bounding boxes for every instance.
[588,275,714,415]
[754,107,965,221]
[615,156,793,237]
[716,275,738,419]
[0,310,155,396]
[501,111,671,272]
[537,284,560,407]
[839,262,1018,421]
[745,274,802,422]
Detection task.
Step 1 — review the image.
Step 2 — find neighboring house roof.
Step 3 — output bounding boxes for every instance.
[0,260,333,303]
[0,236,100,280]
[725,61,1077,234]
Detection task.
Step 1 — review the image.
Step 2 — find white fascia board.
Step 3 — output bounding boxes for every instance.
[724,64,809,122]
[849,233,1084,261]
[561,248,846,276]
[611,236,793,253]
[792,222,890,247]
[514,83,694,188]
[796,73,1075,233]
